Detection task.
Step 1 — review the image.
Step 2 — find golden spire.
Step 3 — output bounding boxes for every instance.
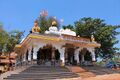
[52,21,57,26]
[32,21,41,33]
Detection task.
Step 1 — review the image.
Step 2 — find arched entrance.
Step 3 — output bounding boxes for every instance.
[37,44,60,66]
[64,43,76,65]
[79,48,92,65]
[67,48,75,65]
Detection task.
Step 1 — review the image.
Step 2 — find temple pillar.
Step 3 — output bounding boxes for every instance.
[87,48,96,61]
[58,47,65,67]
[74,48,80,64]
[33,47,38,60]
[90,48,96,66]
[28,49,32,61]
[81,54,85,62]
[91,51,96,61]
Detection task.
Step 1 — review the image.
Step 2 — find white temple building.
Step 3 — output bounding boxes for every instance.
[15,21,101,67]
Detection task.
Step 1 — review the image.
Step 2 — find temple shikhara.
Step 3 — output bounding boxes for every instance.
[14,21,101,67]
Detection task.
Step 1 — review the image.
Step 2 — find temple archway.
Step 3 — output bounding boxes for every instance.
[67,48,75,65]
[84,51,92,61]
[36,44,60,65]
[79,48,92,65]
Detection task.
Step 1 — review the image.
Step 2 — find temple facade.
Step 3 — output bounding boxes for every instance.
[14,21,101,67]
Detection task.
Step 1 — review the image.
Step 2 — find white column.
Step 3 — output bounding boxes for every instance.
[33,47,38,60]
[74,49,80,64]
[28,49,31,61]
[58,47,65,66]
[91,51,96,61]
[87,48,96,61]
[81,54,85,62]
[23,53,26,62]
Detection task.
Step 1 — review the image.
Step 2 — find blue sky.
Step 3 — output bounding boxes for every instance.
[0,0,120,48]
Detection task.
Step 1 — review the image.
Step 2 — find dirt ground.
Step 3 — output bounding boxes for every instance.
[67,66,120,80]
[83,73,120,80]
[59,74,120,80]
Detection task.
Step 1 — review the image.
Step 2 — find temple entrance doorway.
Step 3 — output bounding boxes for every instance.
[37,44,60,66]
[67,48,75,65]
[64,43,76,65]
[65,48,75,65]
[79,48,92,66]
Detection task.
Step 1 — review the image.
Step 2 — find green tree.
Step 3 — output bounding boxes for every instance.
[74,17,120,58]
[0,22,3,31]
[62,24,75,31]
[0,23,24,70]
[5,30,24,54]
[0,23,9,55]
[0,23,24,55]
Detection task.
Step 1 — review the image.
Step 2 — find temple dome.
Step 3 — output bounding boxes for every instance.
[59,29,76,36]
[45,21,76,36]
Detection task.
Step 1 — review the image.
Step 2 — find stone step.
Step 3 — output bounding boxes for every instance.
[4,65,79,80]
[6,75,78,78]
[20,71,69,73]
[4,76,78,80]
[23,69,68,71]
[24,68,68,70]
[24,69,68,70]
[19,72,73,74]
[4,74,78,77]
[23,69,69,71]
[8,73,77,77]
[21,71,69,73]
[4,75,78,79]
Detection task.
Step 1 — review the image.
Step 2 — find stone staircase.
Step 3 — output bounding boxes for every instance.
[3,65,79,80]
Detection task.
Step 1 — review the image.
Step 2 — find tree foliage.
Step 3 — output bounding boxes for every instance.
[74,17,120,57]
[0,24,24,55]
[63,17,120,58]
[0,24,9,54]
[5,30,24,53]
[62,24,75,31]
